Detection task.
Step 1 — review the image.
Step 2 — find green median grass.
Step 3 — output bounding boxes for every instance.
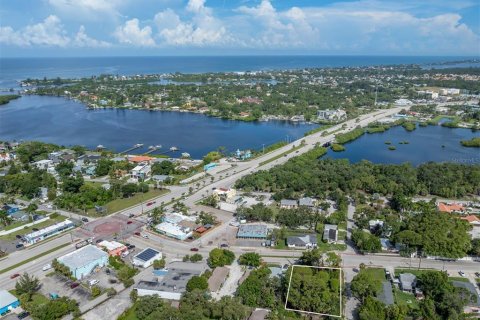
[0,242,70,275]
[259,145,303,166]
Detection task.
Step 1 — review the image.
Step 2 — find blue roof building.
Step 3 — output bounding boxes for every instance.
[237,224,268,239]
[58,245,108,279]
[0,290,19,315]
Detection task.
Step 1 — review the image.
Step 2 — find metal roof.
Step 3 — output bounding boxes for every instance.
[237,224,268,238]
[58,245,108,270]
[0,290,18,308]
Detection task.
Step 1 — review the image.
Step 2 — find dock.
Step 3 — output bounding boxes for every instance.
[119,144,144,155]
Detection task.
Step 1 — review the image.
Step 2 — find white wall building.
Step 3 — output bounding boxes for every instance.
[130,163,151,181]
[132,248,162,268]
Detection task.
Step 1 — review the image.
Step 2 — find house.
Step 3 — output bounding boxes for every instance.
[128,155,154,164]
[287,234,317,248]
[369,219,384,230]
[2,204,19,215]
[84,166,96,176]
[248,308,271,320]
[235,149,252,160]
[132,248,162,268]
[280,199,297,209]
[131,163,151,181]
[33,159,53,170]
[0,290,20,315]
[237,224,268,239]
[57,245,109,279]
[298,197,317,208]
[134,266,202,300]
[152,175,171,183]
[39,187,48,200]
[155,222,193,241]
[208,266,230,292]
[97,240,128,257]
[213,188,236,202]
[399,273,416,292]
[460,215,480,226]
[10,210,29,221]
[438,202,465,214]
[323,224,338,243]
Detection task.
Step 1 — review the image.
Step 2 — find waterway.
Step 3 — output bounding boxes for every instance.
[324,125,480,165]
[0,95,317,158]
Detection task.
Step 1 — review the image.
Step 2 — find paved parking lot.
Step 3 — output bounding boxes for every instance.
[74,214,144,242]
[40,274,92,307]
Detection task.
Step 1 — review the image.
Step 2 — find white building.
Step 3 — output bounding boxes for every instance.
[132,248,162,268]
[394,99,413,106]
[317,109,347,121]
[23,219,75,245]
[33,159,54,170]
[130,163,151,181]
[57,245,109,279]
[440,88,460,95]
[155,222,193,241]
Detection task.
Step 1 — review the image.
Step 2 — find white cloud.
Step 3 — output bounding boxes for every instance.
[74,25,111,47]
[154,0,229,46]
[0,15,70,47]
[114,19,155,46]
[48,0,122,19]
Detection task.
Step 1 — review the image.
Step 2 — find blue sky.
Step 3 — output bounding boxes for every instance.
[0,0,479,57]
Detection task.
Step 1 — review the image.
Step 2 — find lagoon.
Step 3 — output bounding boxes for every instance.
[0,95,317,158]
[325,125,480,165]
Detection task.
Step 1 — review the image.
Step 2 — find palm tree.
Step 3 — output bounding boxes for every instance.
[0,210,12,227]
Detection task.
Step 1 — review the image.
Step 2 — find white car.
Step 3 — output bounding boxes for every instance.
[142,234,149,239]
[42,264,52,271]
[88,279,99,286]
[459,271,466,277]
[121,250,130,258]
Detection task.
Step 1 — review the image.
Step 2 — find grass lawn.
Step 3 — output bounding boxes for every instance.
[394,268,438,277]
[448,276,470,283]
[274,229,347,251]
[118,303,138,320]
[9,291,49,305]
[87,188,169,216]
[363,268,386,294]
[337,221,347,231]
[0,215,67,241]
[259,144,303,166]
[394,288,419,309]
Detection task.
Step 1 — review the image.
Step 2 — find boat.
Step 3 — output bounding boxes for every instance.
[134,143,144,148]
[96,144,105,149]
[156,145,162,148]
[170,146,178,151]
[148,145,154,149]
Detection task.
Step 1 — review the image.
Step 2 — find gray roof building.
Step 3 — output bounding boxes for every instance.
[287,234,317,247]
[298,197,316,207]
[237,224,268,239]
[280,199,297,208]
[399,273,416,292]
[323,224,338,243]
[378,281,394,305]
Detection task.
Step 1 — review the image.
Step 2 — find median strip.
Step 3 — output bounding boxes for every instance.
[259,145,303,166]
[0,243,70,275]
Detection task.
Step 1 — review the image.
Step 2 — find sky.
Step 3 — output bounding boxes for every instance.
[0,0,479,57]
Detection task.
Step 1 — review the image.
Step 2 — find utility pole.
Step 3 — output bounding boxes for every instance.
[262,143,265,154]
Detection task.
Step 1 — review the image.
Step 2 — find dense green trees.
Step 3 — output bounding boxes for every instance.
[0,168,56,199]
[186,275,209,292]
[238,252,262,267]
[351,230,381,253]
[15,273,40,300]
[286,267,341,316]
[350,269,381,302]
[29,297,79,320]
[236,203,274,222]
[208,249,235,267]
[236,156,480,199]
[151,160,176,175]
[95,158,114,176]
[15,141,59,164]
[236,267,280,309]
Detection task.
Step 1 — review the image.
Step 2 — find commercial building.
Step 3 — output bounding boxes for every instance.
[132,248,162,268]
[134,265,202,300]
[237,224,268,239]
[58,245,108,279]
[0,290,19,315]
[97,240,128,256]
[23,219,75,245]
[155,213,196,241]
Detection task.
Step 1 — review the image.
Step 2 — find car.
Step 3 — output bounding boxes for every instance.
[220,244,229,248]
[458,271,466,277]
[475,272,480,278]
[32,228,39,231]
[88,279,99,286]
[95,239,103,243]
[82,217,89,222]
[283,154,287,157]
[15,235,22,239]
[17,311,30,319]
[16,243,24,249]
[10,273,20,279]
[42,264,52,271]
[127,244,136,250]
[105,268,111,275]
[46,204,53,209]
[134,232,141,236]
[146,201,156,206]
[70,282,80,289]
[190,248,199,252]
[142,234,149,239]
[121,251,130,258]
[129,213,135,218]
[127,221,133,224]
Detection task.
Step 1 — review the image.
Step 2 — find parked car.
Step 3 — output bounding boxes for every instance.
[16,243,24,249]
[127,221,133,225]
[459,271,466,277]
[142,234,149,239]
[105,268,111,275]
[70,282,79,289]
[95,239,103,243]
[42,264,52,271]
[15,235,22,239]
[475,272,480,278]
[88,279,99,286]
[220,243,229,248]
[10,273,20,279]
[82,218,89,222]
[127,244,136,250]
[17,311,30,319]
[190,248,199,252]
[129,213,135,218]
[146,201,156,206]
[134,232,141,236]
[32,228,39,231]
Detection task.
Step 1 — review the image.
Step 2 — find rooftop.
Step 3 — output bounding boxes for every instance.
[97,240,126,251]
[58,245,108,270]
[438,202,464,213]
[0,290,18,307]
[287,234,317,246]
[237,224,268,238]
[208,266,230,292]
[136,268,202,294]
[280,199,297,206]
[134,248,161,262]
[24,219,74,240]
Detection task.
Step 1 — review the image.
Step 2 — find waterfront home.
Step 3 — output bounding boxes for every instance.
[280,199,297,209]
[128,155,154,164]
[33,159,53,170]
[461,215,480,226]
[438,202,465,214]
[130,163,151,181]
[323,224,338,244]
